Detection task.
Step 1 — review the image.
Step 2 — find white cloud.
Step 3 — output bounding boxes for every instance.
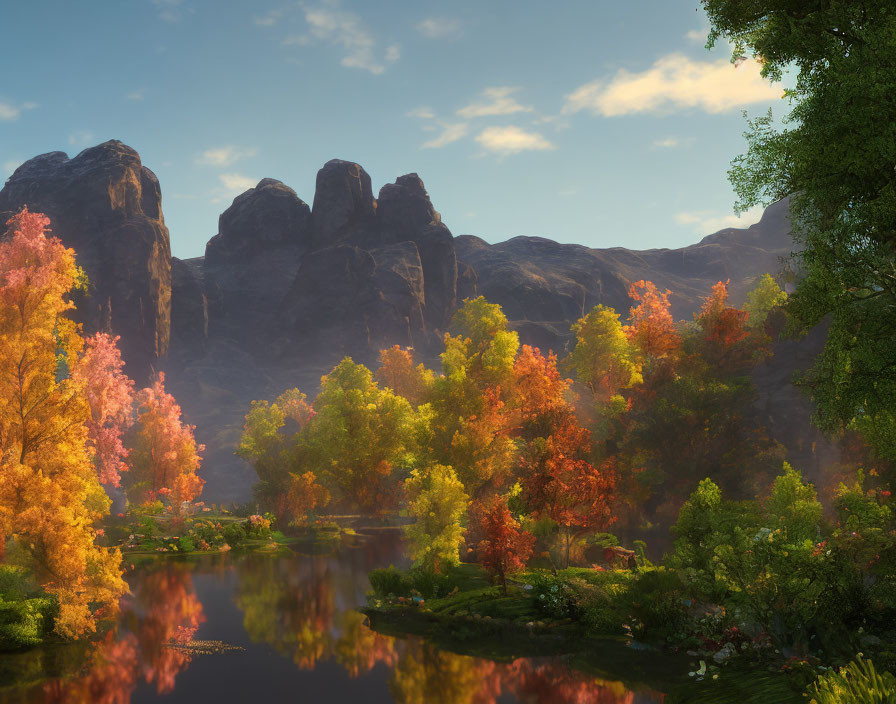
[422,123,469,149]
[68,131,94,146]
[153,0,189,23]
[651,136,695,149]
[219,173,257,192]
[457,87,532,119]
[563,53,781,116]
[254,9,283,27]
[195,146,258,167]
[675,205,764,234]
[0,100,37,121]
[416,17,462,39]
[686,28,708,44]
[475,125,554,155]
[127,89,145,102]
[301,3,398,75]
[406,106,436,120]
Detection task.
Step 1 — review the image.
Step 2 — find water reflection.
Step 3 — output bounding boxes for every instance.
[1,533,663,703]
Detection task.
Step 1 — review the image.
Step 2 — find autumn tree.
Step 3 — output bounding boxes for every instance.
[237,388,315,519]
[425,298,520,496]
[71,333,135,487]
[375,345,433,406]
[513,345,570,435]
[625,280,680,360]
[566,305,642,403]
[520,416,616,567]
[305,358,415,512]
[404,464,469,573]
[472,495,534,595]
[695,280,751,372]
[126,372,204,510]
[0,208,125,637]
[285,471,329,526]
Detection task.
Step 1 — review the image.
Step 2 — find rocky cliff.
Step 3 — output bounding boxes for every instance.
[0,140,171,382]
[3,140,816,503]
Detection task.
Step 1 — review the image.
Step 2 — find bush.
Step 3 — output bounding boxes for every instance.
[530,571,577,619]
[177,536,196,553]
[223,522,247,547]
[369,566,411,598]
[409,568,452,599]
[807,656,896,704]
[0,567,58,650]
[139,517,160,539]
[623,568,688,639]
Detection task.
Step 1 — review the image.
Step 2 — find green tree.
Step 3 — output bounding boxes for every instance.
[702,0,896,464]
[306,358,414,512]
[237,388,314,519]
[403,464,469,573]
[566,305,642,402]
[744,273,787,330]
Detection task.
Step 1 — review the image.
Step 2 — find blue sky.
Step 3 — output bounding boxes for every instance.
[0,0,790,259]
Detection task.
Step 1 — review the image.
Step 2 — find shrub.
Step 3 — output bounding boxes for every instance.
[530,571,577,619]
[623,568,688,640]
[369,566,411,598]
[807,656,896,704]
[223,522,247,547]
[245,514,272,539]
[0,567,58,650]
[177,536,196,553]
[409,568,452,599]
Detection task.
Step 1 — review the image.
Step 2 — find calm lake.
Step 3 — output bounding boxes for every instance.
[0,531,671,703]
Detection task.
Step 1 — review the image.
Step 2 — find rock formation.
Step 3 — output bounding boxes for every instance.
[0,140,171,382]
[204,178,311,348]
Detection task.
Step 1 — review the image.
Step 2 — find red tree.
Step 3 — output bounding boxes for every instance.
[521,414,617,567]
[72,333,135,487]
[473,495,534,594]
[696,280,750,370]
[625,280,680,359]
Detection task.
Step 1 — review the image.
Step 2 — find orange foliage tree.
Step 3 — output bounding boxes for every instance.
[696,279,750,369]
[520,415,616,567]
[472,495,534,594]
[126,372,204,510]
[0,208,125,637]
[375,345,432,406]
[625,280,681,360]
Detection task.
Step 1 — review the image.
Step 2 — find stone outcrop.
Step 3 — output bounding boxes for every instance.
[0,140,171,382]
[204,178,311,347]
[310,159,377,249]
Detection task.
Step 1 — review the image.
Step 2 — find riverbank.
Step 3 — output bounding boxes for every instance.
[361,562,883,703]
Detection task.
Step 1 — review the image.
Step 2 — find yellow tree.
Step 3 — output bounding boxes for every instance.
[566,305,643,403]
[0,208,125,637]
[425,298,520,496]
